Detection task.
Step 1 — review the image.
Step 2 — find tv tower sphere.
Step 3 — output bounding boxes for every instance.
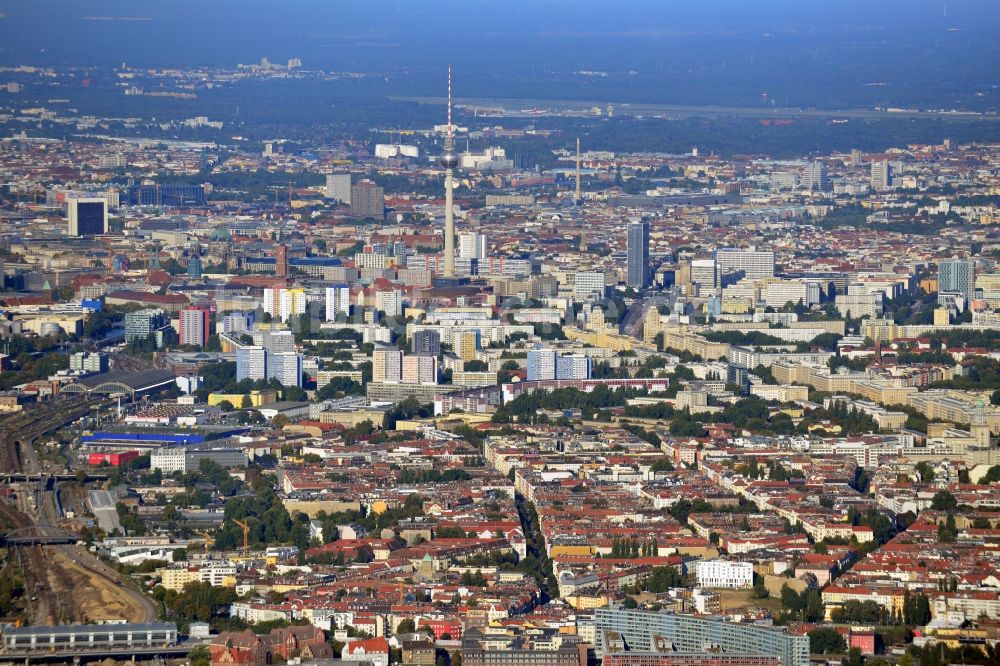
[439,149,459,170]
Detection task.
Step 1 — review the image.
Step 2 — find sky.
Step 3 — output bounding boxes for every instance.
[1,1,997,109]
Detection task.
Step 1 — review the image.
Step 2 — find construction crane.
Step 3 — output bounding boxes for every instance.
[233,518,251,556]
[196,529,214,553]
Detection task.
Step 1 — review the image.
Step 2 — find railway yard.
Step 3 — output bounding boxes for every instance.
[0,398,158,626]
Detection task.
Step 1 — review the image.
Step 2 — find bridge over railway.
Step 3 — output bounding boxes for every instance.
[0,472,110,483]
[1,524,79,546]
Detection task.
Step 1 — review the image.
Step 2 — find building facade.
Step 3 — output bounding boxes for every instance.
[594,609,808,666]
[627,220,650,289]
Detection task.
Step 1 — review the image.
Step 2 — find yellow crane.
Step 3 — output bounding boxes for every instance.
[196,529,214,552]
[233,518,251,556]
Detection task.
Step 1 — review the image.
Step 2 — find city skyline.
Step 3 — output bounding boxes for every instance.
[0,4,999,666]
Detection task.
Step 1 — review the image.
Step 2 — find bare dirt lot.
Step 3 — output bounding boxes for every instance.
[23,544,156,624]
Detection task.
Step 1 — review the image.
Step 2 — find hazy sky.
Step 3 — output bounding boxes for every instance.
[1,0,996,69]
[1,1,996,109]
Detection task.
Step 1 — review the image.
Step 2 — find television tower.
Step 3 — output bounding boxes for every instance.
[439,65,459,278]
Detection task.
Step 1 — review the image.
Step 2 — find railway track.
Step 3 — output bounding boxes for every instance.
[0,396,100,475]
[0,395,158,625]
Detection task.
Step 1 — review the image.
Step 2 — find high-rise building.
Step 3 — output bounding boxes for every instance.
[124,308,167,342]
[221,312,254,335]
[574,271,607,299]
[326,173,352,203]
[350,180,385,219]
[179,306,210,347]
[402,354,438,385]
[267,352,302,387]
[695,560,754,588]
[373,347,403,383]
[325,285,350,321]
[459,232,488,260]
[803,161,830,191]
[262,330,295,354]
[715,248,775,282]
[263,288,307,322]
[412,330,441,355]
[594,609,809,666]
[375,290,403,317]
[527,349,557,381]
[556,354,592,380]
[870,160,891,190]
[626,220,650,289]
[528,349,592,381]
[236,345,267,381]
[939,258,975,299]
[850,148,863,166]
[452,331,480,361]
[280,288,307,323]
[689,259,718,294]
[67,198,108,236]
[70,351,107,373]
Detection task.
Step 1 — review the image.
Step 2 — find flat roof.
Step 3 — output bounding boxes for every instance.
[75,368,176,392]
[6,622,177,637]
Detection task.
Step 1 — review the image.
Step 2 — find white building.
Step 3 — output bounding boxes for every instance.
[236,345,267,381]
[375,290,402,317]
[374,143,419,159]
[695,560,754,589]
[325,285,351,321]
[870,160,892,190]
[354,253,388,270]
[459,147,512,170]
[762,279,809,309]
[279,289,307,323]
[556,354,592,380]
[459,232,488,260]
[716,248,775,281]
[574,271,607,299]
[150,448,248,474]
[690,259,718,294]
[267,352,302,387]
[262,288,307,323]
[178,308,208,347]
[835,290,884,318]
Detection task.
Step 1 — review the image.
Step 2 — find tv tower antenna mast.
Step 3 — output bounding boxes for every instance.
[575,138,582,203]
[439,65,459,278]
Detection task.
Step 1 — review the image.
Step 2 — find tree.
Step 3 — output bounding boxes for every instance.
[396,619,416,635]
[915,461,935,482]
[930,490,957,512]
[846,647,863,666]
[980,465,1000,484]
[241,394,253,409]
[189,645,212,666]
[809,627,847,655]
[272,414,290,429]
